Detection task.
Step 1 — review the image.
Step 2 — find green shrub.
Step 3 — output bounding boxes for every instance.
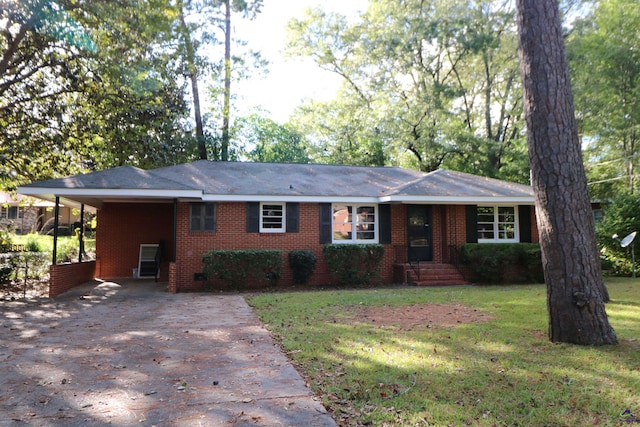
[0,230,12,253]
[323,244,385,286]
[288,249,317,284]
[600,249,633,276]
[0,252,49,287]
[56,239,79,263]
[0,266,12,284]
[461,243,544,284]
[202,249,283,289]
[24,234,44,252]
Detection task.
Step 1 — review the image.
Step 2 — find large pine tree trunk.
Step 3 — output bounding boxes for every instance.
[516,0,617,345]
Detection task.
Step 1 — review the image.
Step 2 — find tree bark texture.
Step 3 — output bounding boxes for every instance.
[516,0,617,345]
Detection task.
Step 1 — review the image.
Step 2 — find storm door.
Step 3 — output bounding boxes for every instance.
[407,205,432,262]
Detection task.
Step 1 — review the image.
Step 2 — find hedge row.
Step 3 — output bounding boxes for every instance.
[460,243,544,284]
[201,244,385,290]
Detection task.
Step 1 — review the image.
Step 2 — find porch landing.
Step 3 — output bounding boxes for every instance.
[393,263,469,287]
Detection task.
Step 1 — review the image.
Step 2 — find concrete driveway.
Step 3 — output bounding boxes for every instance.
[0,280,336,426]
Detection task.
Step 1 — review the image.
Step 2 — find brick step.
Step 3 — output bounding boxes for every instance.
[408,269,461,276]
[406,263,467,286]
[414,279,469,287]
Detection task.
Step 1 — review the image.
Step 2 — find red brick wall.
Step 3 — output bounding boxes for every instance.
[96,203,174,280]
[49,261,96,297]
[173,202,409,292]
[95,201,539,291]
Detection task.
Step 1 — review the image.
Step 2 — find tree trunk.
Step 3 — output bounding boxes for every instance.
[516,0,616,345]
[178,1,207,160]
[221,0,231,161]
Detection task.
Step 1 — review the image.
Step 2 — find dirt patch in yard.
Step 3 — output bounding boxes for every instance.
[355,303,494,329]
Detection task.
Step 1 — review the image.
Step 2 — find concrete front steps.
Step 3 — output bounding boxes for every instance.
[394,263,469,286]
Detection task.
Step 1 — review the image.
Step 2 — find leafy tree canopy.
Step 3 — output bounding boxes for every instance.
[286,0,529,182]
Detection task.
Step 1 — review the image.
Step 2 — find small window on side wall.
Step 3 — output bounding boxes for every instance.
[190,203,216,232]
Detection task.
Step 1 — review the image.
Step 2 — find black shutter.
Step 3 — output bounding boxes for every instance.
[378,204,391,244]
[246,202,259,233]
[286,203,299,233]
[466,205,478,243]
[519,205,532,243]
[319,203,332,244]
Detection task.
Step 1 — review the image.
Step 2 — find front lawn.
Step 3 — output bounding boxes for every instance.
[247,280,640,426]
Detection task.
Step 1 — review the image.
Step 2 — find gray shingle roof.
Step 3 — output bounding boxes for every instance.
[19,160,534,206]
[384,169,533,198]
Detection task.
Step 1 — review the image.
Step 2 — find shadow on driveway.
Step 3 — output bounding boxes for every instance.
[0,279,336,426]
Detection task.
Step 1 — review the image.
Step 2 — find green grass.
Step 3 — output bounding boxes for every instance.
[247,280,640,426]
[11,233,95,262]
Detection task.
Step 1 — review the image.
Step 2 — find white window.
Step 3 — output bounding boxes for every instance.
[332,204,377,243]
[477,206,518,243]
[260,203,285,233]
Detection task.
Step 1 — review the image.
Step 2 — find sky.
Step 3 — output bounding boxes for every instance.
[234,0,368,123]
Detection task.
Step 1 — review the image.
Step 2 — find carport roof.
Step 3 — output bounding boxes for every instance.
[18,160,534,208]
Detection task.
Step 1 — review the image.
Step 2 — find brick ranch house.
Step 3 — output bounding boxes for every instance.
[18,161,538,297]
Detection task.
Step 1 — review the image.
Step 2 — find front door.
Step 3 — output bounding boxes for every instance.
[407,205,432,262]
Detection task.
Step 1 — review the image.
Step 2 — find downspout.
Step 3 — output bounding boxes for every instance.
[52,197,60,265]
[78,204,85,263]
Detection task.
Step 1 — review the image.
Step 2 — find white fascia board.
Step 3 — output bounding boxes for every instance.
[378,195,535,204]
[201,194,381,203]
[18,187,203,200]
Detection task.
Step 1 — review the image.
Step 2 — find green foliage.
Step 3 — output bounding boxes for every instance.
[1,0,197,188]
[567,0,640,198]
[596,193,640,275]
[286,1,528,180]
[56,239,80,263]
[234,112,310,163]
[288,250,317,284]
[24,234,44,253]
[0,230,12,253]
[0,252,49,288]
[461,243,544,284]
[201,249,283,289]
[322,244,384,286]
[596,193,640,251]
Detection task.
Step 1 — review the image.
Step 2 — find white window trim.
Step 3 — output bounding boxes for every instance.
[477,205,519,243]
[331,203,378,244]
[260,202,286,233]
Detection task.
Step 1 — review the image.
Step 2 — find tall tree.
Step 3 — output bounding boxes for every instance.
[567,0,640,199]
[516,0,617,344]
[177,0,207,160]
[234,112,310,163]
[176,0,263,161]
[0,0,195,189]
[287,0,529,180]
[220,0,232,161]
